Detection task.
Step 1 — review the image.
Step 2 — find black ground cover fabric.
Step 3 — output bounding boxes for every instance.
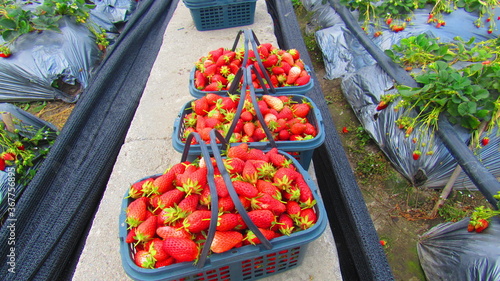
[266,1,394,280]
[0,0,179,280]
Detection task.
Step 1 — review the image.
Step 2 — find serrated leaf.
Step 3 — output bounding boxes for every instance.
[460,114,481,129]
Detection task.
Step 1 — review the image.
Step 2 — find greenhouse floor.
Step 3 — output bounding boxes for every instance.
[71,1,343,280]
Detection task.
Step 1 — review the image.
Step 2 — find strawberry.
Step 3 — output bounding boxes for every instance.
[214,176,229,197]
[134,250,155,268]
[252,127,267,142]
[208,47,224,62]
[278,214,295,235]
[245,228,277,245]
[277,106,294,120]
[211,231,244,253]
[481,137,490,146]
[243,122,256,137]
[177,167,207,195]
[297,208,317,230]
[272,66,285,75]
[258,45,270,58]
[156,225,192,240]
[152,172,176,194]
[216,213,241,231]
[247,209,276,228]
[163,237,199,262]
[204,81,223,92]
[251,193,286,215]
[273,167,298,189]
[262,95,284,111]
[218,196,235,212]
[294,75,310,86]
[153,189,185,209]
[256,179,280,196]
[475,219,489,233]
[134,216,157,243]
[267,148,290,167]
[262,54,278,68]
[147,238,170,262]
[242,160,258,184]
[232,180,259,198]
[126,227,137,243]
[178,194,200,214]
[155,257,175,268]
[227,143,249,161]
[292,103,310,118]
[126,197,149,227]
[296,176,316,208]
[289,122,306,135]
[304,122,317,136]
[287,49,300,60]
[412,150,421,160]
[224,157,245,174]
[286,201,302,220]
[183,210,212,233]
[286,66,301,85]
[376,101,388,111]
[247,148,268,161]
[281,52,294,66]
[128,178,154,199]
[195,70,207,90]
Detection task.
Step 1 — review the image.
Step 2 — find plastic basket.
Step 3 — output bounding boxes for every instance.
[172,94,324,170]
[184,0,257,31]
[119,138,328,281]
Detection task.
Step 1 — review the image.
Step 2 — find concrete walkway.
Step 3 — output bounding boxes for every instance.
[73,1,342,280]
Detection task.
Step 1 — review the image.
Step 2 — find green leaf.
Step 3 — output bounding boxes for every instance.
[460,114,481,129]
[473,88,489,100]
[475,109,490,119]
[2,30,15,41]
[0,18,17,30]
[457,101,476,116]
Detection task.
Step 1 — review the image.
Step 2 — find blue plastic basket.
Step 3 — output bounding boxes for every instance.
[184,0,257,31]
[189,65,314,99]
[172,94,325,170]
[119,151,327,281]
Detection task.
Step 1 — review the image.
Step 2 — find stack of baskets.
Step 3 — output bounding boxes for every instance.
[119,29,327,281]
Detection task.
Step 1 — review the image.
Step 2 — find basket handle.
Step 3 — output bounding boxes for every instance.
[243,29,276,94]
[209,129,273,250]
[181,132,220,268]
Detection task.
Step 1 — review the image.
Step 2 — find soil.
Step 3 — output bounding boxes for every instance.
[12,8,489,281]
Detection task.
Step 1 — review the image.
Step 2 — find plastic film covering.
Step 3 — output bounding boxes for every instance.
[0,0,135,103]
[303,0,500,189]
[417,217,500,281]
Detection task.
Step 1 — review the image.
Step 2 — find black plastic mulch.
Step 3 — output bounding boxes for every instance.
[0,0,179,280]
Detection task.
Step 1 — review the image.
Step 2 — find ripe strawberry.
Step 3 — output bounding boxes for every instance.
[304,122,317,137]
[242,160,259,184]
[256,179,280,197]
[286,66,301,85]
[227,143,249,161]
[292,103,310,118]
[195,70,207,90]
[294,75,310,86]
[232,180,259,198]
[156,225,191,240]
[296,176,316,208]
[129,178,154,199]
[277,106,294,120]
[412,150,421,160]
[177,167,207,195]
[272,66,285,75]
[204,81,223,92]
[134,250,155,268]
[481,137,490,146]
[262,54,279,68]
[163,237,199,262]
[126,197,148,227]
[297,208,317,230]
[290,122,307,135]
[178,194,200,214]
[152,172,176,194]
[218,196,235,212]
[267,148,290,167]
[153,189,185,209]
[281,52,294,67]
[147,238,170,262]
[247,209,276,228]
[243,122,256,137]
[286,201,302,220]
[211,231,244,253]
[208,47,224,62]
[183,210,212,233]
[288,49,300,60]
[475,219,489,233]
[155,257,175,268]
[251,193,286,215]
[278,214,295,235]
[126,227,137,243]
[262,95,284,111]
[224,157,245,174]
[247,148,268,161]
[273,167,298,189]
[214,176,229,197]
[245,228,277,245]
[252,127,267,142]
[216,213,240,231]
[376,101,388,111]
[134,216,157,243]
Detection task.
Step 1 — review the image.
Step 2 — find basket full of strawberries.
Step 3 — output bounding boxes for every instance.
[174,66,324,170]
[189,29,314,98]
[119,130,327,281]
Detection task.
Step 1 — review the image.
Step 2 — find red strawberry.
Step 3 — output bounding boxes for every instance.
[290,122,307,135]
[294,75,310,86]
[220,96,239,111]
[262,54,278,68]
[272,66,285,75]
[262,95,284,111]
[278,214,295,235]
[147,238,170,262]
[204,81,223,92]
[129,178,154,199]
[296,176,316,208]
[218,196,236,212]
[286,201,302,220]
[240,111,254,122]
[211,231,244,253]
[292,103,310,118]
[273,167,298,189]
[475,219,489,233]
[251,193,286,215]
[256,179,280,197]
[155,257,175,268]
[277,106,294,120]
[243,122,256,137]
[288,49,300,60]
[247,148,268,161]
[245,228,277,245]
[177,167,207,195]
[412,150,421,160]
[247,209,276,228]
[267,148,290,167]
[481,137,490,146]
[156,225,192,240]
[163,237,199,262]
[153,189,185,209]
[242,160,258,184]
[126,197,149,227]
[227,143,249,161]
[195,70,207,90]
[232,180,259,198]
[126,227,137,243]
[297,208,317,230]
[152,172,176,194]
[376,101,388,111]
[216,213,241,231]
[183,210,212,233]
[134,250,155,268]
[134,216,157,243]
[214,176,229,197]
[224,157,245,174]
[281,52,294,67]
[252,127,267,142]
[304,123,317,136]
[178,194,200,214]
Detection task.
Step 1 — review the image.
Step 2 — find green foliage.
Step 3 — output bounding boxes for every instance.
[438,203,467,222]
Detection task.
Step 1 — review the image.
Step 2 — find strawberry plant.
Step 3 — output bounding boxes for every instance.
[466,192,500,233]
[124,144,320,269]
[0,114,57,186]
[0,0,109,54]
